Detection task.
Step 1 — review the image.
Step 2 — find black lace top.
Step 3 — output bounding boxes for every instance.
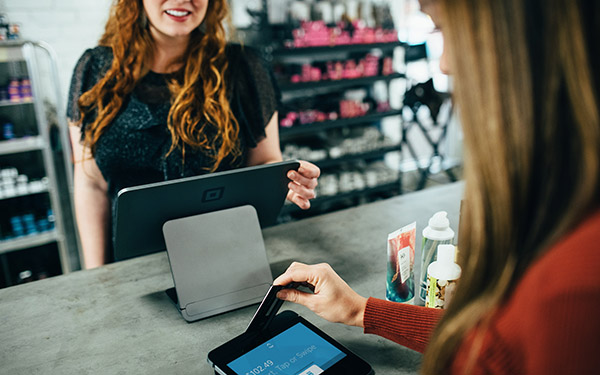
[67,44,279,251]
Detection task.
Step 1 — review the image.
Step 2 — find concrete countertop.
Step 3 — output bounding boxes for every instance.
[0,182,464,374]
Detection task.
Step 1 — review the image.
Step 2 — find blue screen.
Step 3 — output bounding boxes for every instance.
[228,323,346,375]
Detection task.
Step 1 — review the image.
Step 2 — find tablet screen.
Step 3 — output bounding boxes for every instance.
[227,322,347,375]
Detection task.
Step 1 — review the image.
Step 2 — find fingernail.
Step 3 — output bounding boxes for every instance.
[289,172,296,179]
[277,291,288,300]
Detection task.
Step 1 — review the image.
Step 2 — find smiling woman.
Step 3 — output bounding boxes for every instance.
[143,0,209,41]
[66,0,320,269]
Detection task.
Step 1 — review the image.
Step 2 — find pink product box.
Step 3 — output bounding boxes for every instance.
[382,57,394,76]
[377,101,392,112]
[339,100,370,119]
[291,21,398,48]
[280,109,337,127]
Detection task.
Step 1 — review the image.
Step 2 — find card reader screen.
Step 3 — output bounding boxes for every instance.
[228,323,347,375]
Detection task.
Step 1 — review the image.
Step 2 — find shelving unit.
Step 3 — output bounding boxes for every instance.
[266,40,405,219]
[278,72,404,92]
[313,144,401,169]
[270,41,405,57]
[281,180,400,216]
[0,41,78,288]
[279,109,402,140]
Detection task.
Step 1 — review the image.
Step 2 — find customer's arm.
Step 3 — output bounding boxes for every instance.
[246,112,320,210]
[274,262,443,353]
[69,123,110,269]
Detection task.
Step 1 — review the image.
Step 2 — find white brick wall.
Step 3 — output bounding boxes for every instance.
[1,0,113,106]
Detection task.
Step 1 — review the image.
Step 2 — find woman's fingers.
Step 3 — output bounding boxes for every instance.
[285,160,320,210]
[273,261,312,286]
[288,181,316,199]
[286,190,311,209]
[273,262,367,327]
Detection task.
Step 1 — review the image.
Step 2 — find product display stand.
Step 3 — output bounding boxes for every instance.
[162,205,273,322]
[237,1,409,220]
[0,41,78,287]
[270,42,405,217]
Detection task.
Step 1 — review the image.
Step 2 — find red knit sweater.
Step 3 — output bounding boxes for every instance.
[364,209,600,374]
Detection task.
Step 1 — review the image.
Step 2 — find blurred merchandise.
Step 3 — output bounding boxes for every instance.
[0,14,20,41]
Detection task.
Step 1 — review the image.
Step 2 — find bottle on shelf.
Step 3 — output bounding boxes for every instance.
[7,77,20,103]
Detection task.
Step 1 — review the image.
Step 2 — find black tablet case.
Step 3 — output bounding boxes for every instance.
[208,285,374,375]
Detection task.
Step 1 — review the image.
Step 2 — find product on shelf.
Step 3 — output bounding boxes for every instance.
[1,206,55,241]
[314,161,399,198]
[0,167,49,200]
[8,78,20,102]
[279,98,392,128]
[17,270,34,284]
[282,127,400,164]
[267,10,404,219]
[280,52,394,85]
[0,74,33,105]
[0,39,75,287]
[19,78,32,102]
[0,14,20,41]
[2,121,15,139]
[285,21,397,49]
[282,144,327,162]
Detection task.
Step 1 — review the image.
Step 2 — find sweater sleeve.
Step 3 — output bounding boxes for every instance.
[363,297,443,353]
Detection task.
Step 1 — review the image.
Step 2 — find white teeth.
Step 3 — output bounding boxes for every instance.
[165,10,190,17]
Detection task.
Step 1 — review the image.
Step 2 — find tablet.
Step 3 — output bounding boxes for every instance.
[114,160,300,261]
[208,285,373,375]
[208,311,373,375]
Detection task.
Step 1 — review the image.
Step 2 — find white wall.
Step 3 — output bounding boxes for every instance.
[1,0,113,106]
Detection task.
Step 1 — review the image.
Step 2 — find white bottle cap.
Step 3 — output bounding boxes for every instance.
[437,244,456,263]
[429,211,450,230]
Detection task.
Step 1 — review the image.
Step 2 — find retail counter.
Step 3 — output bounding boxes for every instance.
[0,182,464,374]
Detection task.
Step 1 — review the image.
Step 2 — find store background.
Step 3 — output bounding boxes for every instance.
[0,0,463,280]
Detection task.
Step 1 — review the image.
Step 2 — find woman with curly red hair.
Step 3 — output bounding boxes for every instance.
[68,0,320,269]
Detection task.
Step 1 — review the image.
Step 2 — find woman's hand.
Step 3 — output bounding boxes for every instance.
[273,262,368,328]
[286,160,320,209]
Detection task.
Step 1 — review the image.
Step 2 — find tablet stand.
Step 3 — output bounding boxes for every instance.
[162,205,274,322]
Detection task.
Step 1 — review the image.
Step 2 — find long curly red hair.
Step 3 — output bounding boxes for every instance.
[77,0,240,172]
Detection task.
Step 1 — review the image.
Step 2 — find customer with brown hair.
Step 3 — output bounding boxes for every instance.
[274,0,600,373]
[68,0,320,269]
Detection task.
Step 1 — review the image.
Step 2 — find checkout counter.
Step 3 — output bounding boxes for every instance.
[0,182,463,374]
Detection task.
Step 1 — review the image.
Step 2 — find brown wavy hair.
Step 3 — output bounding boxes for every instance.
[77,0,240,172]
[421,0,600,373]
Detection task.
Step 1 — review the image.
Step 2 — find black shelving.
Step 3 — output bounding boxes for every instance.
[314,145,401,169]
[279,109,402,140]
[281,180,401,215]
[279,72,404,93]
[271,41,405,57]
[266,30,406,220]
